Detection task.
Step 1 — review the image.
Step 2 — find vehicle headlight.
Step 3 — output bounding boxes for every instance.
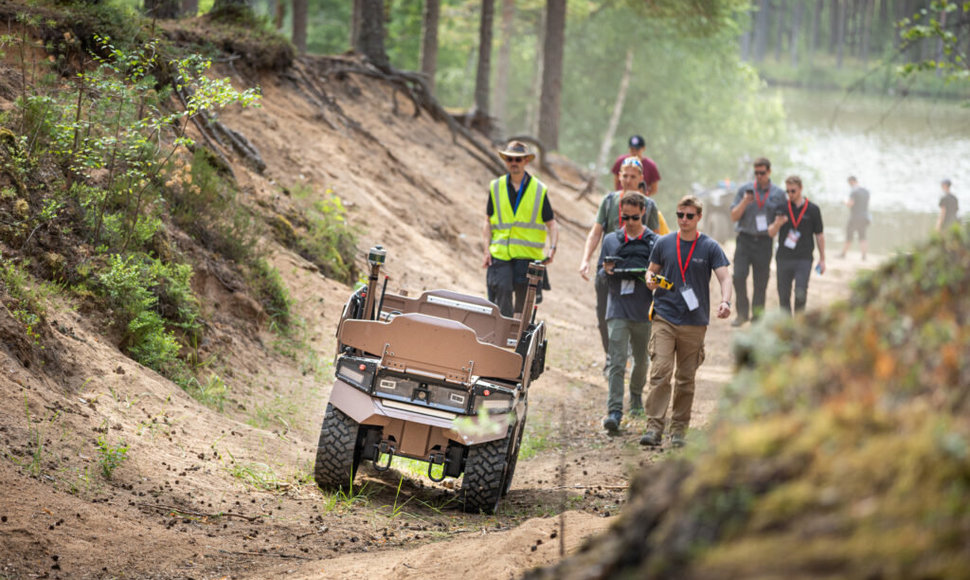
[336,357,377,392]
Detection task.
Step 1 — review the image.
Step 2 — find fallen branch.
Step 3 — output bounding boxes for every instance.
[217,549,312,560]
[135,502,261,522]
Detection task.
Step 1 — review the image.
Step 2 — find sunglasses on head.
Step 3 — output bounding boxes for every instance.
[754,170,768,176]
[676,211,697,220]
[621,214,641,221]
[786,188,798,194]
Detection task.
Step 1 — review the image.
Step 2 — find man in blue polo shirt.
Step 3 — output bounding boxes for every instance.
[729,157,786,327]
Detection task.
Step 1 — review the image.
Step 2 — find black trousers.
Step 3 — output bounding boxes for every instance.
[776,258,812,315]
[732,233,773,321]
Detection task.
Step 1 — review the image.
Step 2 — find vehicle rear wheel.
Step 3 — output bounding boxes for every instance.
[313,403,363,491]
[502,409,527,497]
[460,428,512,514]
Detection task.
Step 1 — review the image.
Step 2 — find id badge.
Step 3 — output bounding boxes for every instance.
[755,214,768,232]
[681,286,700,311]
[620,279,635,295]
[784,229,801,249]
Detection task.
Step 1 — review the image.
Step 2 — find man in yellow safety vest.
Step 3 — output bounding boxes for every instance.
[481,140,559,317]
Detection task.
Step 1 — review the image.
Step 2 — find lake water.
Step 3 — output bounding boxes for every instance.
[780,88,970,252]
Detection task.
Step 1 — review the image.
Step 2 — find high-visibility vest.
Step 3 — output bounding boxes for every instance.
[488,175,548,261]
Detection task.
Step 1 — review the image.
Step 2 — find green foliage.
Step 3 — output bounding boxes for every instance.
[96,253,201,375]
[95,434,129,479]
[247,257,292,331]
[182,373,231,412]
[897,1,970,87]
[290,186,358,283]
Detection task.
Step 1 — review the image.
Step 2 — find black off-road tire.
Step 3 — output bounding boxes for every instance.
[461,429,512,514]
[313,403,363,491]
[502,410,527,497]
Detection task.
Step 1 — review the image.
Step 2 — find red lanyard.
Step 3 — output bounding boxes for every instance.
[754,185,770,209]
[676,232,699,285]
[624,228,645,243]
[787,199,808,229]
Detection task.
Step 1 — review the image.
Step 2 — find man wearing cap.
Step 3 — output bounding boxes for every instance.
[483,140,558,317]
[611,135,661,196]
[580,158,659,372]
[937,179,959,232]
[729,157,786,327]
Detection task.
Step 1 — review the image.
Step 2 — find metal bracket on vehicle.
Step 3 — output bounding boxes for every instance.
[427,452,446,482]
[373,440,395,472]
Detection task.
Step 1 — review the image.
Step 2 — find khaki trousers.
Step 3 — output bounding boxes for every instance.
[644,316,707,437]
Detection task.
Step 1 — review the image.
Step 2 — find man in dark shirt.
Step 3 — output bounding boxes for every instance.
[640,195,732,449]
[729,157,786,327]
[937,179,959,233]
[768,176,826,315]
[840,176,870,260]
[610,135,661,196]
[599,192,659,434]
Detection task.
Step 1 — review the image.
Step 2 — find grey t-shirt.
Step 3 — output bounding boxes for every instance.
[648,232,730,326]
[849,186,870,223]
[940,192,959,228]
[602,229,658,322]
[731,181,787,236]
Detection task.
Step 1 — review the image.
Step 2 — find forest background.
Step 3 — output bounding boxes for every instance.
[214,0,970,197]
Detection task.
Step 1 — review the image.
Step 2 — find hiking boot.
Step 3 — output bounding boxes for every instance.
[670,434,686,448]
[603,411,622,435]
[730,317,746,328]
[639,429,661,447]
[628,406,645,418]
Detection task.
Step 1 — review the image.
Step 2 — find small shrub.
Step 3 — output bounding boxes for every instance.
[247,257,291,330]
[95,435,128,479]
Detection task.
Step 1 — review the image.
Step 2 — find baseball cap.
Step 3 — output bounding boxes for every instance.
[628,135,645,149]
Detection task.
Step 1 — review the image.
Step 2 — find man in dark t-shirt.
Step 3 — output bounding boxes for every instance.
[768,176,826,315]
[599,192,659,435]
[840,176,870,260]
[937,179,959,232]
[640,195,732,449]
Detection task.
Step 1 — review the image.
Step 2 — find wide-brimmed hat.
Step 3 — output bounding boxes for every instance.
[498,140,536,162]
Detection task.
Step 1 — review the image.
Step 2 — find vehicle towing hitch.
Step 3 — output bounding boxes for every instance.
[373,440,395,472]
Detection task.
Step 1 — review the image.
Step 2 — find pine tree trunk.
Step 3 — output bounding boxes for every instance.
[181,0,199,17]
[525,7,544,136]
[537,0,565,150]
[474,0,495,119]
[790,1,803,67]
[292,0,308,54]
[835,0,845,68]
[419,0,441,94]
[594,46,634,184]
[355,0,389,70]
[754,0,770,62]
[145,0,181,19]
[492,0,515,134]
[810,0,822,62]
[351,0,363,49]
[774,0,787,63]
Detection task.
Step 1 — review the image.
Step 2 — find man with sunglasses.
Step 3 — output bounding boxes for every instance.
[483,140,558,317]
[640,195,732,449]
[767,176,825,315]
[599,192,660,434]
[580,158,660,371]
[729,157,786,327]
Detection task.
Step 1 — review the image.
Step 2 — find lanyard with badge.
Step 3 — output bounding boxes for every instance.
[507,174,529,213]
[620,229,646,295]
[783,199,809,249]
[677,232,700,311]
[754,186,770,232]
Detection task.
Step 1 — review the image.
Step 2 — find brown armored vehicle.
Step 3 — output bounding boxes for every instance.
[313,246,548,513]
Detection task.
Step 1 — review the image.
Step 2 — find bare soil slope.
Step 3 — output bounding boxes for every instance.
[0,47,873,579]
